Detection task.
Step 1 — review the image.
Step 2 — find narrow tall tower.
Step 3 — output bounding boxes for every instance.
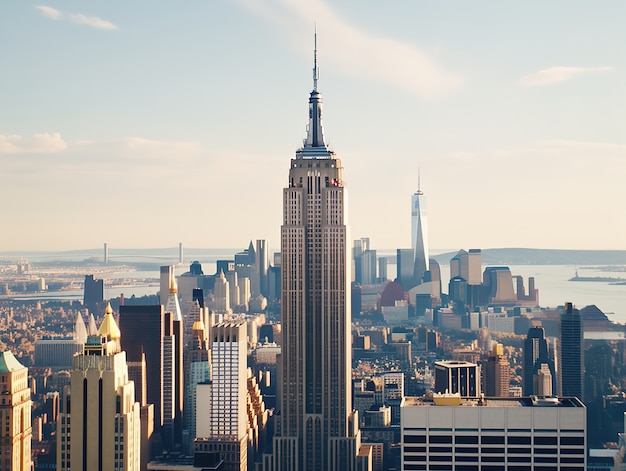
[559,302,584,398]
[411,170,429,287]
[273,35,360,471]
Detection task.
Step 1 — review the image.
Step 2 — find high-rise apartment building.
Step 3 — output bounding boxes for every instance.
[0,351,32,471]
[57,303,141,471]
[411,174,429,287]
[559,302,584,398]
[272,39,361,471]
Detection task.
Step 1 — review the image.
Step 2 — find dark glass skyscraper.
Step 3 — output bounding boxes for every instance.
[523,326,556,396]
[119,304,184,450]
[559,302,584,398]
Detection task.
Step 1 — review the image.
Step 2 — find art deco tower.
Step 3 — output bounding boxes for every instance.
[411,172,429,287]
[0,351,32,471]
[57,303,141,471]
[273,38,361,471]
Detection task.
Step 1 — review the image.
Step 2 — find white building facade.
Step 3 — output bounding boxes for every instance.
[401,396,586,470]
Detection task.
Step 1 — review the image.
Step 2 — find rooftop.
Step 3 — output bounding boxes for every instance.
[0,350,26,373]
[402,395,585,408]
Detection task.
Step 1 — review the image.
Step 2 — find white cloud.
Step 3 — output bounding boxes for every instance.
[239,0,461,99]
[68,13,119,31]
[35,5,118,30]
[520,66,612,86]
[0,133,67,154]
[35,5,62,20]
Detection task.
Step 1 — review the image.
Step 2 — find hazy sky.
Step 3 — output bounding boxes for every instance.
[1,1,624,252]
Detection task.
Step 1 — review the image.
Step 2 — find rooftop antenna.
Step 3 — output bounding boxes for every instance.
[416,167,423,195]
[313,26,319,91]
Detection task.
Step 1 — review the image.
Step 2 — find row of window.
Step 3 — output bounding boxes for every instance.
[403,465,583,471]
[404,435,584,446]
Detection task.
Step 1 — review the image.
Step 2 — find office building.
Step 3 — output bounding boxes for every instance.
[186,311,211,448]
[401,395,586,470]
[523,326,556,396]
[482,266,517,305]
[411,174,429,287]
[212,270,231,314]
[484,343,510,397]
[197,322,248,471]
[272,39,362,470]
[396,248,415,291]
[0,351,32,471]
[378,257,388,283]
[235,242,260,296]
[34,339,83,368]
[536,363,554,396]
[382,373,404,404]
[256,239,271,298]
[559,302,584,398]
[160,266,175,306]
[163,279,185,448]
[361,249,377,285]
[57,303,141,470]
[119,304,184,449]
[434,360,480,397]
[83,274,104,314]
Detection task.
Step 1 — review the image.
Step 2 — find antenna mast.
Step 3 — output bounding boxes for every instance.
[313,28,319,91]
[417,167,423,195]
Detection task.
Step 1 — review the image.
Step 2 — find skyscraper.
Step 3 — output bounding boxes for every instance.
[484,343,510,397]
[197,321,248,471]
[163,278,185,448]
[256,239,271,298]
[57,303,141,471]
[186,309,210,448]
[273,37,361,471]
[411,172,429,287]
[83,274,104,314]
[559,302,584,398]
[119,303,184,450]
[523,326,555,396]
[0,351,32,471]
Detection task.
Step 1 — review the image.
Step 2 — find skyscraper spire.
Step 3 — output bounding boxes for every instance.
[416,167,423,195]
[165,277,183,322]
[313,27,319,91]
[274,43,361,470]
[300,30,330,155]
[412,172,429,286]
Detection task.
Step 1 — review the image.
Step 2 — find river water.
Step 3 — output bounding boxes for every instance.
[3,251,624,325]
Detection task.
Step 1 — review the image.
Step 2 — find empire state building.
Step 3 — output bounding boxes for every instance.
[272,40,362,471]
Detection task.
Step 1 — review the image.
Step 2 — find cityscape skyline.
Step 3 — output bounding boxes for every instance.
[1,1,625,252]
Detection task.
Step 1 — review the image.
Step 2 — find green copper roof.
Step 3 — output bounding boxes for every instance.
[0,351,25,373]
